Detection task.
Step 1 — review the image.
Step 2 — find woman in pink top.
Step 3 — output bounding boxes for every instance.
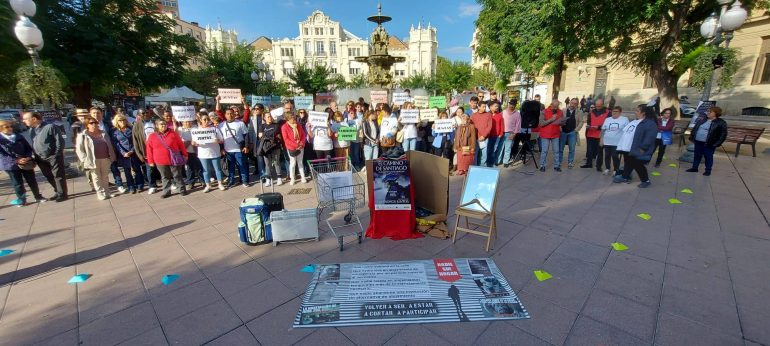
[500,99,521,167]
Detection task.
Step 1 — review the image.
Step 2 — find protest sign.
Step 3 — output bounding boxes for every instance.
[392,92,410,105]
[419,108,439,122]
[271,96,282,106]
[370,90,388,105]
[413,95,429,108]
[218,88,242,104]
[429,96,447,108]
[251,95,271,107]
[190,128,218,144]
[399,109,419,124]
[270,107,285,121]
[39,110,61,121]
[338,127,358,141]
[295,95,314,110]
[434,119,455,133]
[449,106,460,115]
[171,105,196,122]
[309,111,329,128]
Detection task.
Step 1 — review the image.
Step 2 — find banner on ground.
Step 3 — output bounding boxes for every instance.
[294,95,314,111]
[419,108,438,122]
[392,92,410,106]
[309,111,329,128]
[429,96,447,109]
[413,96,429,108]
[370,90,388,105]
[218,88,242,104]
[372,159,412,210]
[433,119,455,134]
[190,128,218,144]
[399,109,419,124]
[338,127,358,141]
[293,258,529,328]
[171,105,196,122]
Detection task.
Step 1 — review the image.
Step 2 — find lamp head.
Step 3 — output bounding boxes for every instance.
[720,0,748,32]
[10,0,36,17]
[700,13,719,39]
[250,71,258,81]
[14,16,43,49]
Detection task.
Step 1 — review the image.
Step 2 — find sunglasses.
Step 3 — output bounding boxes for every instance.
[88,122,99,125]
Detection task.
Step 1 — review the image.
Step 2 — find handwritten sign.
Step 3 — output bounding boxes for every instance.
[191,128,218,144]
[309,111,329,128]
[449,106,460,116]
[218,88,242,104]
[338,127,358,141]
[39,110,61,121]
[392,92,410,106]
[171,105,197,122]
[434,119,455,133]
[251,95,271,107]
[429,96,447,108]
[413,96,429,108]
[370,90,388,105]
[419,108,439,122]
[294,95,313,110]
[399,109,419,124]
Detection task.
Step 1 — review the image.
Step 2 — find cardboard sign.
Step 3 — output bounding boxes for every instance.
[429,96,447,109]
[39,110,61,121]
[295,95,314,110]
[413,96,429,108]
[171,105,196,122]
[218,88,242,104]
[392,92,410,106]
[270,107,285,121]
[370,90,388,105]
[338,126,358,141]
[419,108,439,122]
[434,119,455,133]
[309,111,329,128]
[399,109,419,124]
[191,128,218,144]
[251,95,271,107]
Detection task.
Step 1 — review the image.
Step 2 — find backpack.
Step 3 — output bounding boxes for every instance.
[238,198,273,245]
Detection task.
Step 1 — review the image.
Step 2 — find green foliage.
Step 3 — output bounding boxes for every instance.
[399,72,438,92]
[184,44,265,95]
[345,74,369,89]
[435,57,472,94]
[15,62,67,106]
[689,46,740,92]
[470,68,498,91]
[287,62,342,97]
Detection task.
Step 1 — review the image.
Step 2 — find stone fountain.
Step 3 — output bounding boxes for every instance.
[355,3,405,89]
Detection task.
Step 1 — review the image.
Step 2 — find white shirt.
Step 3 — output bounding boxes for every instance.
[218,120,247,153]
[313,127,333,151]
[602,116,630,146]
[617,119,641,152]
[196,127,224,159]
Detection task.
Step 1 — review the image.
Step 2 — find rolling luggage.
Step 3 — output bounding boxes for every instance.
[238,198,272,245]
[257,175,284,213]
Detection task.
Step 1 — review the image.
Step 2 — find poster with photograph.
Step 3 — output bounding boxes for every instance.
[171,105,196,122]
[372,159,412,211]
[294,258,529,328]
[218,88,242,104]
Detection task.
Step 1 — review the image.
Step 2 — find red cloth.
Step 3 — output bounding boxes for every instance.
[365,159,422,241]
[540,108,563,139]
[456,152,475,173]
[490,112,504,137]
[281,122,307,151]
[145,130,188,166]
[586,109,609,138]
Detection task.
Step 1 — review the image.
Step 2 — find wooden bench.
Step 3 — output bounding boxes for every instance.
[673,119,690,147]
[724,126,765,157]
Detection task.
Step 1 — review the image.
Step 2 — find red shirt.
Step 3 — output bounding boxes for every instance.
[281,122,307,151]
[540,108,563,139]
[145,130,188,166]
[586,108,609,139]
[490,112,504,137]
[470,112,493,139]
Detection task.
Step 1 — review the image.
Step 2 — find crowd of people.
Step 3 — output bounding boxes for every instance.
[0,90,728,206]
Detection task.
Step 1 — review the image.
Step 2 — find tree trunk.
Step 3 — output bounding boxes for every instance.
[551,55,565,100]
[651,62,681,119]
[71,82,92,108]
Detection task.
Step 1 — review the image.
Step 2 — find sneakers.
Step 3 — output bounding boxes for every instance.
[554,167,562,172]
[34,196,47,203]
[638,181,651,188]
[568,163,574,169]
[290,179,296,186]
[612,175,628,184]
[218,181,226,191]
[171,184,178,190]
[203,184,211,193]
[301,177,308,184]
[685,168,698,173]
[264,179,272,187]
[147,187,156,195]
[275,178,283,186]
[117,186,127,193]
[242,183,249,188]
[539,166,546,172]
[10,198,24,206]
[654,163,661,168]
[602,169,610,175]
[160,192,171,199]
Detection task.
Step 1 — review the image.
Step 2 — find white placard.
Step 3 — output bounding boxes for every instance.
[449,106,460,116]
[171,106,196,122]
[434,119,455,133]
[370,90,388,105]
[419,108,438,122]
[191,128,218,144]
[413,95,429,108]
[294,95,314,110]
[270,107,285,121]
[399,109,419,124]
[309,111,329,128]
[392,92,410,106]
[317,171,354,202]
[218,88,242,104]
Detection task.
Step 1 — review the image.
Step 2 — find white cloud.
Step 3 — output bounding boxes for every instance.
[477,182,495,192]
[458,3,482,17]
[443,15,456,24]
[281,0,296,7]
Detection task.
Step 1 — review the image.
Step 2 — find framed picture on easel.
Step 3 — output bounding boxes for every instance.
[454,166,501,251]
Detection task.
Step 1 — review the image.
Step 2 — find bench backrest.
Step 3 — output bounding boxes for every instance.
[741,107,770,116]
[726,126,765,143]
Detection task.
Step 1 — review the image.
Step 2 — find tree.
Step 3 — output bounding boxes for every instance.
[287,62,342,99]
[183,44,266,95]
[475,0,607,99]
[345,74,369,89]
[30,0,200,106]
[0,4,32,105]
[399,72,437,93]
[435,56,472,95]
[15,63,68,107]
[470,68,498,92]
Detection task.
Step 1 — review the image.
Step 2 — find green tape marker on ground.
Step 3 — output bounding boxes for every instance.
[637,213,652,221]
[651,171,661,176]
[668,198,682,204]
[681,188,693,194]
[611,242,629,251]
[533,270,553,282]
[668,163,678,168]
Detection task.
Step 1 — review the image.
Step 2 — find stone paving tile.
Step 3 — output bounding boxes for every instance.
[655,312,744,346]
[117,326,168,345]
[151,278,222,323]
[224,277,296,321]
[475,321,550,346]
[162,299,242,345]
[540,252,603,288]
[78,301,160,345]
[513,291,578,345]
[660,284,742,337]
[581,289,658,341]
[737,305,770,346]
[246,297,314,346]
[498,227,565,266]
[422,321,490,345]
[295,327,356,345]
[338,324,405,346]
[603,251,665,284]
[553,237,611,265]
[209,260,272,298]
[206,326,261,346]
[383,324,453,346]
[564,315,648,346]
[594,266,662,308]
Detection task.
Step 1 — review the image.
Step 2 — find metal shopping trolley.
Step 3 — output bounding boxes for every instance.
[308,157,366,251]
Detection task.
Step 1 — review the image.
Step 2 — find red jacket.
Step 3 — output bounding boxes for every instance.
[586,108,609,139]
[281,122,307,151]
[490,112,504,137]
[540,108,563,139]
[145,130,188,166]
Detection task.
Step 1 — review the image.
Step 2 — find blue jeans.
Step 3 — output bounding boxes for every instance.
[144,161,157,187]
[225,151,249,184]
[499,132,514,164]
[363,144,378,161]
[539,137,561,168]
[349,141,362,168]
[200,157,224,182]
[118,155,144,190]
[402,138,417,152]
[476,138,489,166]
[185,153,202,185]
[110,161,123,187]
[559,131,577,165]
[692,140,715,172]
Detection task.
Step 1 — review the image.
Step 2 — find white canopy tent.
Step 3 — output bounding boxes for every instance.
[145,86,208,103]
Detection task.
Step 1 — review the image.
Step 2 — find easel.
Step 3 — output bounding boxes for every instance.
[452,166,500,251]
[513,130,539,169]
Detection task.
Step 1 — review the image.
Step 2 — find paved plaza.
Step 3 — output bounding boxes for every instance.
[0,138,768,346]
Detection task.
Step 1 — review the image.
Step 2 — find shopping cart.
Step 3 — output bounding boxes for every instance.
[308,157,366,251]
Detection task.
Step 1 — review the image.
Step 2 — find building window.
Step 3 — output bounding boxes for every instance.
[283,68,295,76]
[304,27,308,36]
[395,70,405,77]
[315,28,323,35]
[316,41,325,55]
[349,68,361,75]
[753,38,770,84]
[331,67,338,74]
[330,28,334,36]
[304,41,311,55]
[348,48,360,57]
[330,41,336,56]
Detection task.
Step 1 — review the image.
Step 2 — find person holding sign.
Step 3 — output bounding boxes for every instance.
[219,107,250,188]
[192,114,225,192]
[258,112,283,187]
[177,120,203,190]
[111,114,144,194]
[453,108,477,176]
[331,111,351,166]
[281,114,308,185]
[308,112,333,159]
[215,94,252,123]
[431,110,455,164]
[399,103,419,152]
[379,105,399,152]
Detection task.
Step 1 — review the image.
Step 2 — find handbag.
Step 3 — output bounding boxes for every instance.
[396,129,405,143]
[380,136,396,148]
[157,133,187,166]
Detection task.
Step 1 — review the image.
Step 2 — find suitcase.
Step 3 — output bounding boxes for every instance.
[257,175,284,213]
[238,198,272,245]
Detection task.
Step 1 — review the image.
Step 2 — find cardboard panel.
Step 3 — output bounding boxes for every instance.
[407,151,450,216]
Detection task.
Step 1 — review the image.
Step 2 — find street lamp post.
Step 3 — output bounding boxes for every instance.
[251,63,273,96]
[11,0,44,66]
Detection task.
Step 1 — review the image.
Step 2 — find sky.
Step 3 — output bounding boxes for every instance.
[179,0,481,61]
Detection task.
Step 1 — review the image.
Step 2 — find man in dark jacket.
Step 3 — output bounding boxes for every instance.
[627,106,659,188]
[23,112,68,202]
[686,106,728,176]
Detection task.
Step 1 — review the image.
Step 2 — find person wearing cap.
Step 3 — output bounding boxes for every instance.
[71,108,89,146]
[133,109,160,194]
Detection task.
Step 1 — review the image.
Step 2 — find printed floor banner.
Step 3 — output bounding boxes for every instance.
[293,258,529,328]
